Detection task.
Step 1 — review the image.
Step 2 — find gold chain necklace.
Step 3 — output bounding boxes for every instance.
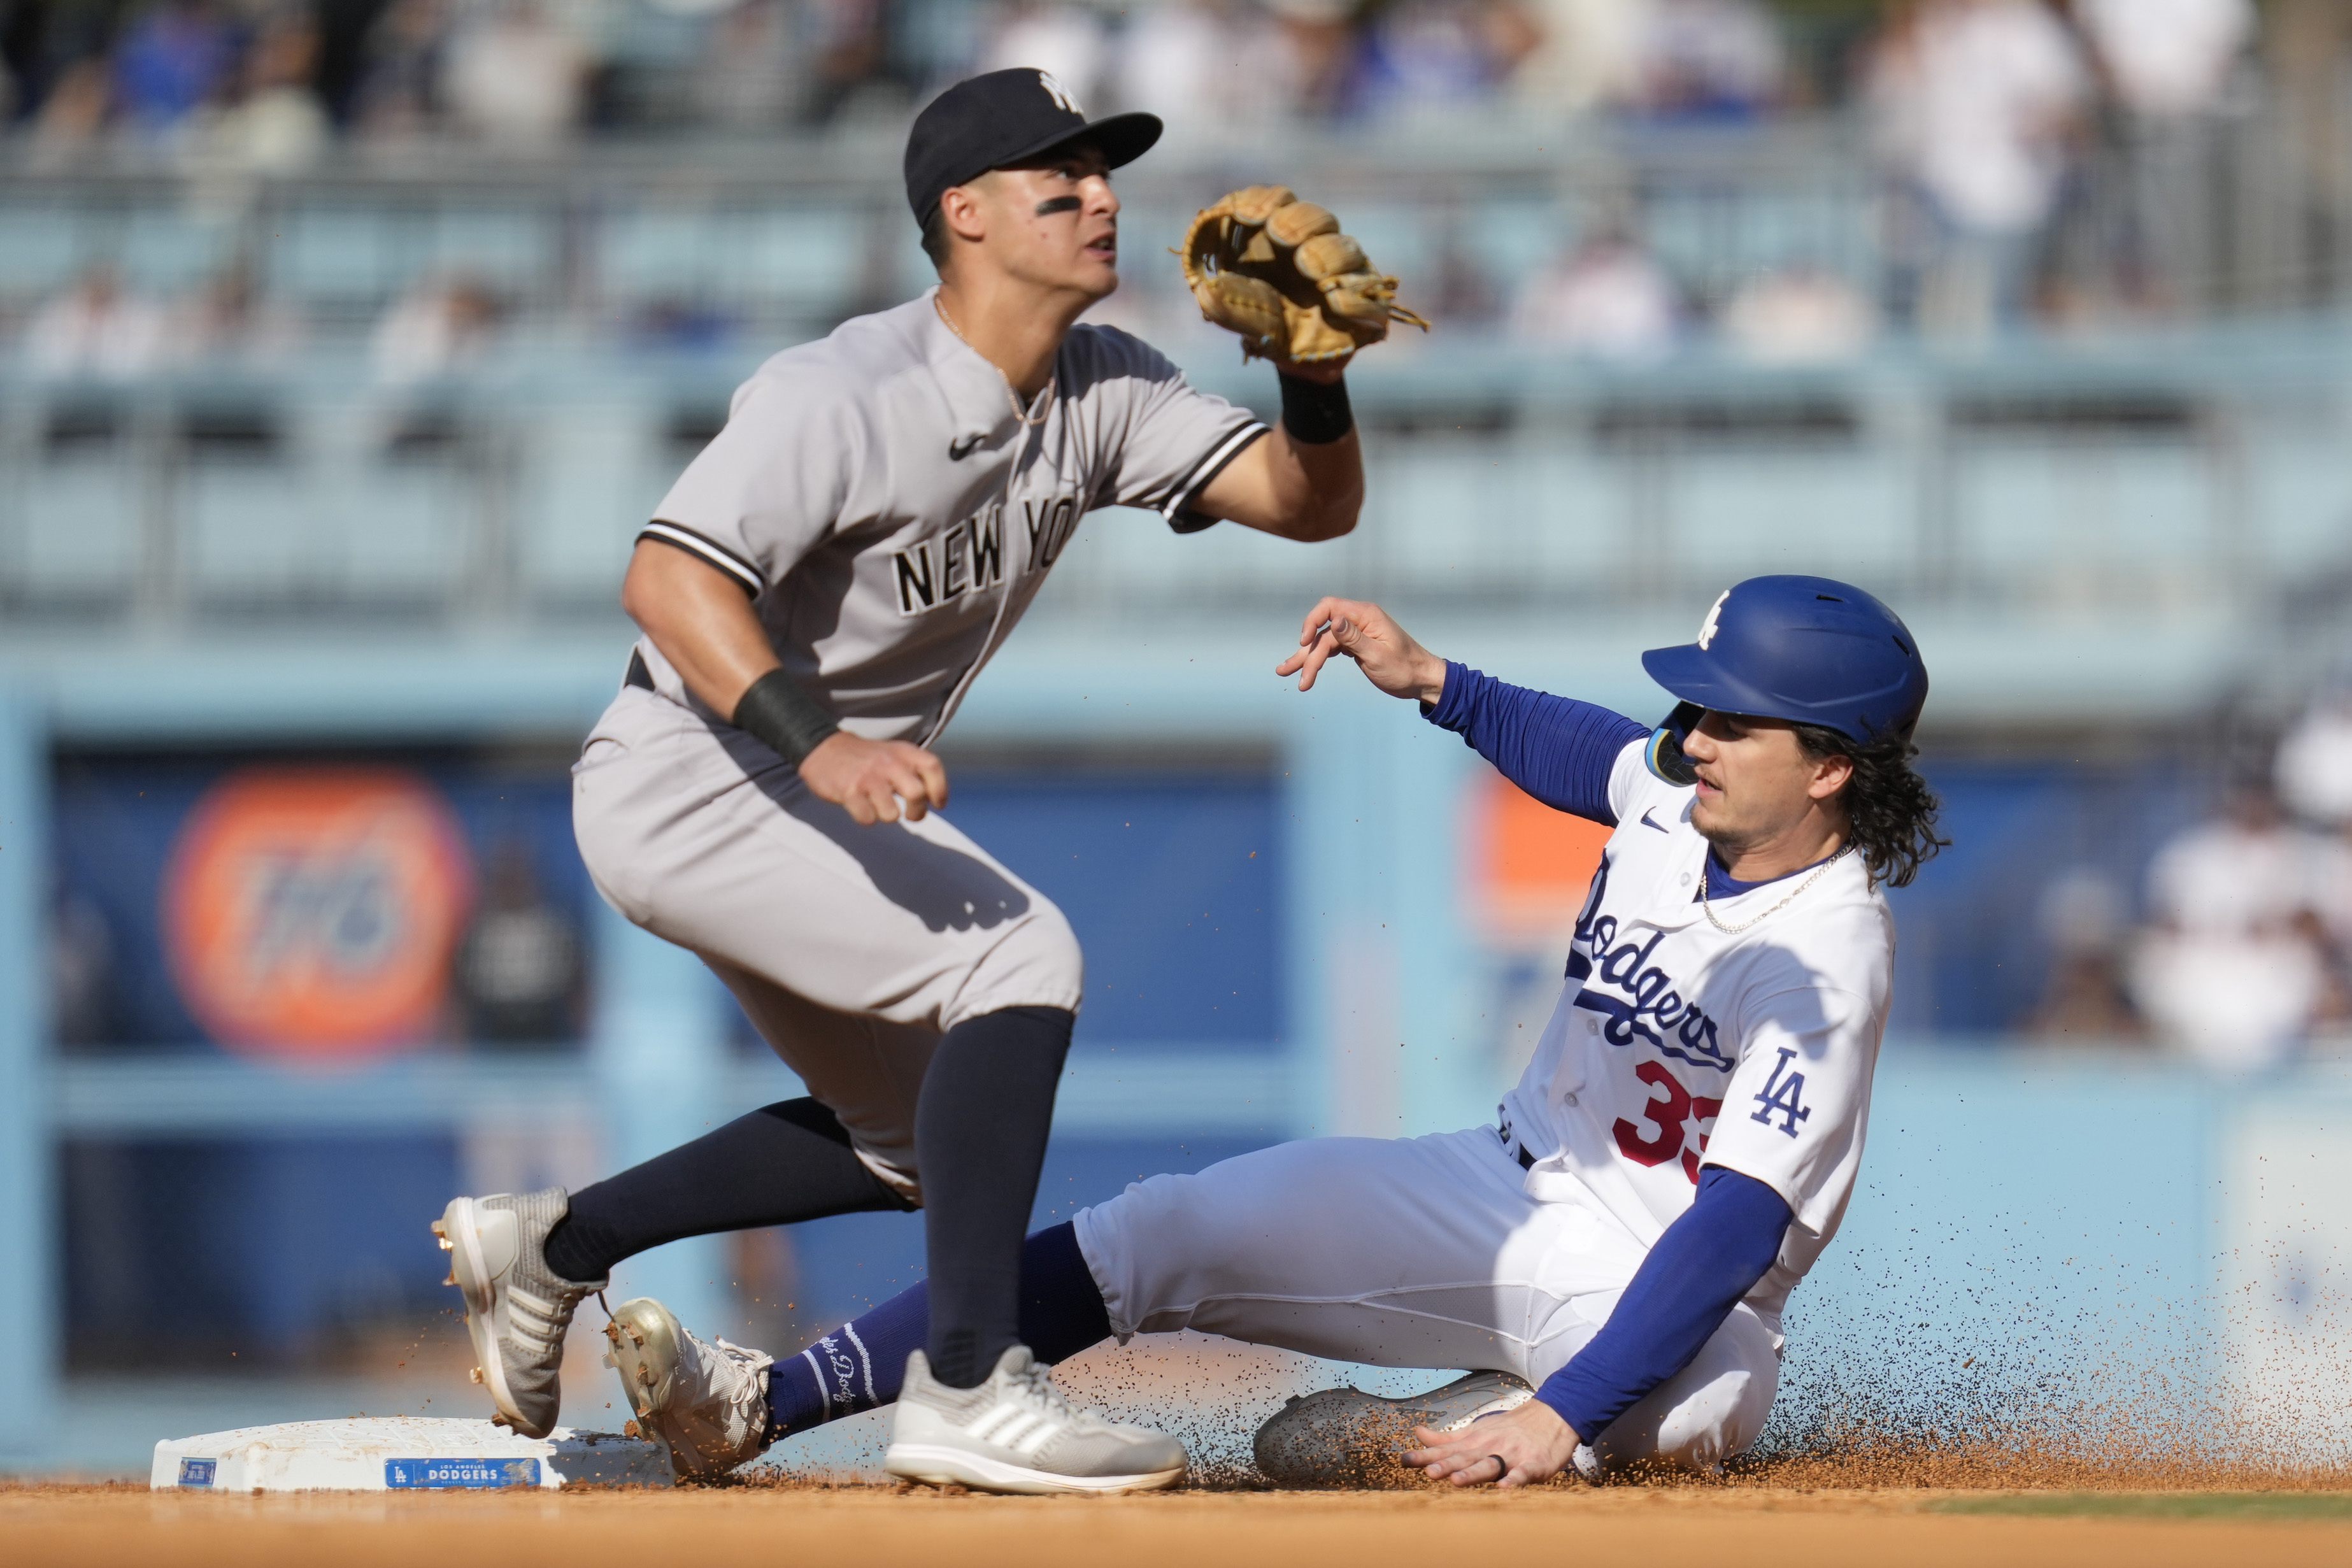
[934,293,1053,427]
[1700,846,1851,934]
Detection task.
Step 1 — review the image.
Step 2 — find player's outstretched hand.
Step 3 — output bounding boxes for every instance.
[1404,1398,1579,1490]
[1276,596,1447,702]
[799,733,950,825]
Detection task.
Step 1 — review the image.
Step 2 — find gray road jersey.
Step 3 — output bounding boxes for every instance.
[632,290,1268,745]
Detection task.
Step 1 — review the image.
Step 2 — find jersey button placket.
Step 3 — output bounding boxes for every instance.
[1651,841,1710,923]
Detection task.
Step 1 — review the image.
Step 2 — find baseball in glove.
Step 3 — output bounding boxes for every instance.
[1178,185,1429,367]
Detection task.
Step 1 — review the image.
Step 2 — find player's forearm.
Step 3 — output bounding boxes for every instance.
[1242,420,1362,542]
[1283,426,1363,539]
[622,539,782,715]
[1279,367,1365,539]
[1197,380,1362,541]
[1425,664,1649,824]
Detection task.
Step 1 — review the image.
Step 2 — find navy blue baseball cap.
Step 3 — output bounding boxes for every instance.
[1641,575,1928,743]
[904,69,1163,229]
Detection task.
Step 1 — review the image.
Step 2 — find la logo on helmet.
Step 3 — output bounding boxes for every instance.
[1036,71,1084,116]
[1696,589,1730,650]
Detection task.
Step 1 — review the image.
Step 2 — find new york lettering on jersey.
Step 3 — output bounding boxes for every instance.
[890,507,1008,616]
[889,495,1083,617]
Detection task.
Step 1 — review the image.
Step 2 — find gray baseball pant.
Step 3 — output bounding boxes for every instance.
[572,687,1085,1202]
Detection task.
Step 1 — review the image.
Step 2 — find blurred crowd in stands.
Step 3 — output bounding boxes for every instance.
[0,0,2334,368]
[0,0,2276,153]
[0,0,1793,156]
[1510,0,2275,352]
[15,259,510,377]
[2025,692,2352,1072]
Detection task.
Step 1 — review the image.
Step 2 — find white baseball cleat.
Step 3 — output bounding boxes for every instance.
[884,1346,1187,1495]
[602,1297,776,1481]
[1252,1370,1535,1486]
[432,1188,606,1440]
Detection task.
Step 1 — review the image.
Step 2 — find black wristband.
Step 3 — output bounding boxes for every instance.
[1278,372,1353,445]
[732,667,840,767]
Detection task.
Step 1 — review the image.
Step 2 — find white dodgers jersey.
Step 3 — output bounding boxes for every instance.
[1501,739,1895,1325]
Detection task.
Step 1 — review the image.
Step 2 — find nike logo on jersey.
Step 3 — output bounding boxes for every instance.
[1639,808,1668,832]
[948,434,986,460]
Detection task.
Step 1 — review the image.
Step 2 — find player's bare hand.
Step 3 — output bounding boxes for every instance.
[1275,596,1447,702]
[1405,1399,1579,1490]
[799,733,950,825]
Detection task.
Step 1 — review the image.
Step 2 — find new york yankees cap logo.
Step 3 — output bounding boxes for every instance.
[1034,70,1082,117]
[903,68,1164,230]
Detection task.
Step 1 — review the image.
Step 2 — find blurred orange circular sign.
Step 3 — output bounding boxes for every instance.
[1467,770,1613,942]
[163,768,474,1060]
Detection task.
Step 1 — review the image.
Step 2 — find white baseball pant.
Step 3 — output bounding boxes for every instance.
[572,687,1085,1199]
[1073,1125,1781,1474]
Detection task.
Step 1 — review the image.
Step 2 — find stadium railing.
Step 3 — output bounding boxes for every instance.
[1,321,2346,625]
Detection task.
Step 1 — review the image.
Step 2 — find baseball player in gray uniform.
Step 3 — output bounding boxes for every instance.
[431,67,1366,1494]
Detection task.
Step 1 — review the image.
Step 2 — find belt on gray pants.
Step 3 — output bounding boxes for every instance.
[624,649,654,692]
[1497,1123,1537,1172]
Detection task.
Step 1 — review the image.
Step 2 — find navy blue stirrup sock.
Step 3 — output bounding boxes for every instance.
[543,1097,911,1283]
[767,1222,1111,1439]
[914,1004,1074,1387]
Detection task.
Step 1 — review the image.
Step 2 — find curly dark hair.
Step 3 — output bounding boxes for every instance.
[1792,722,1948,889]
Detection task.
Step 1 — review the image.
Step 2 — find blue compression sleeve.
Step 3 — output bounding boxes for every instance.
[1423,662,1650,825]
[1534,1166,1793,1444]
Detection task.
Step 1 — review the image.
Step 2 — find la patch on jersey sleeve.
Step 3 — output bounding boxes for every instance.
[1697,963,1883,1239]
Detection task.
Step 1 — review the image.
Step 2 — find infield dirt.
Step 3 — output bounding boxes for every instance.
[12,1479,2352,1568]
[31,1306,2351,1565]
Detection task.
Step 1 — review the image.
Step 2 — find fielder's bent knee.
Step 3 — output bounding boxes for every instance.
[943,895,1084,1029]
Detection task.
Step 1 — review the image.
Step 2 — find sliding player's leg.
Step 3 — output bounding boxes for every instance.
[612,1220,1111,1476]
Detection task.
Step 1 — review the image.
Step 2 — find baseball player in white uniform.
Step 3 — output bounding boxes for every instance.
[594,575,1946,1486]
[430,68,1371,1494]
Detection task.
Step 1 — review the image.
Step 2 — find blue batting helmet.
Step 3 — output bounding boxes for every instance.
[1640,576,1928,773]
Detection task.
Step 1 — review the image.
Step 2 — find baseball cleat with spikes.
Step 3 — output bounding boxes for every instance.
[602,1297,775,1480]
[433,1188,605,1439]
[885,1345,1186,1495]
[1252,1369,1534,1486]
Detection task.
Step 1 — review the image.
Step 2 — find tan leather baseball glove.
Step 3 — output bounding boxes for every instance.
[1178,185,1429,367]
